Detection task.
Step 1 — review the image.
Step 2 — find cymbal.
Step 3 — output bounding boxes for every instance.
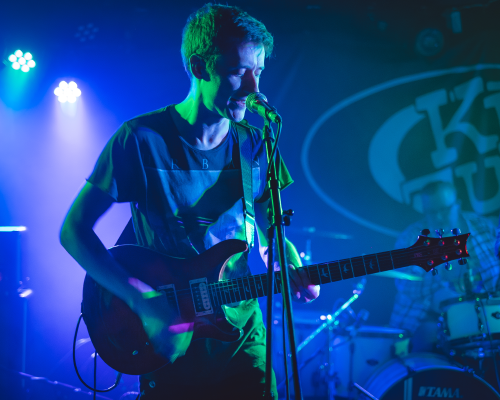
[287,226,353,240]
[375,270,423,281]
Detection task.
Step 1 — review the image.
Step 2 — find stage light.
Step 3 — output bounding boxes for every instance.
[75,23,99,43]
[415,28,444,57]
[8,50,36,72]
[0,226,27,232]
[54,81,82,103]
[18,288,33,298]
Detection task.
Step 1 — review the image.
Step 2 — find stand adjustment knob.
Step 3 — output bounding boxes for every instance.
[283,209,294,226]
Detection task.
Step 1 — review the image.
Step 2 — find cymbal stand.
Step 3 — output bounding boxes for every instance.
[352,383,380,400]
[296,280,365,353]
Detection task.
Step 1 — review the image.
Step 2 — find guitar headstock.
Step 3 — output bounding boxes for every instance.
[407,228,470,274]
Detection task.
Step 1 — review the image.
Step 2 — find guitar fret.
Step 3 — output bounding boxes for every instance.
[212,282,218,306]
[237,277,247,301]
[362,254,380,275]
[389,251,395,269]
[339,259,354,280]
[249,275,258,299]
[256,275,265,297]
[222,280,231,304]
[208,284,217,309]
[275,273,282,294]
[244,276,252,299]
[214,283,221,307]
[233,278,241,302]
[307,264,320,286]
[377,251,394,272]
[317,263,332,284]
[218,281,224,305]
[328,261,342,282]
[351,257,366,277]
[228,280,236,303]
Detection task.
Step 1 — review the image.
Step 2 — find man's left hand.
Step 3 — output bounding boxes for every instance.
[287,264,320,303]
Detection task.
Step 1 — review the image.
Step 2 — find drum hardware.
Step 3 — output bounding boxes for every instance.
[362,353,500,399]
[353,382,379,400]
[296,280,365,354]
[276,280,367,400]
[328,325,410,399]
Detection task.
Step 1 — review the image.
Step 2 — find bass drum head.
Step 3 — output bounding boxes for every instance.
[362,353,500,400]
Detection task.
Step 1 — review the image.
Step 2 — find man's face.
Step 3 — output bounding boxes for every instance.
[202,41,265,122]
[422,186,460,228]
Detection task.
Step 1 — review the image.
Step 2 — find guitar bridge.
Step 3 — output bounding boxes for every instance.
[189,278,213,316]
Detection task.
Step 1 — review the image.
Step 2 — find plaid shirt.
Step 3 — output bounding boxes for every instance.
[389,212,500,334]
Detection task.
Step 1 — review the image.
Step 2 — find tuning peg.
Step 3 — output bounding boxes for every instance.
[452,228,461,236]
[458,258,468,265]
[445,262,452,271]
[421,229,430,237]
[432,268,439,276]
[435,229,444,238]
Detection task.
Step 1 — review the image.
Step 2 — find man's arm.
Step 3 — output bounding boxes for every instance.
[255,199,320,303]
[60,181,193,360]
[60,182,143,308]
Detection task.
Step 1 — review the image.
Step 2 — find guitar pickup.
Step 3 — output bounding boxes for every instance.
[189,278,213,316]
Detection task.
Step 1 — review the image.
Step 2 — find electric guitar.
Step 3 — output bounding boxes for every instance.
[82,232,470,375]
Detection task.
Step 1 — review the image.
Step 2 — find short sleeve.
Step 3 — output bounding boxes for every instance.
[87,123,146,203]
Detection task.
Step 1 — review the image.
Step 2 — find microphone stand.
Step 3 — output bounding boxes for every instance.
[263,117,302,399]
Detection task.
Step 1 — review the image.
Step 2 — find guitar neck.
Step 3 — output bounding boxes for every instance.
[209,247,410,306]
[207,232,470,307]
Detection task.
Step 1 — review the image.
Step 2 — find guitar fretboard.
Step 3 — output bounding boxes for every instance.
[206,247,409,308]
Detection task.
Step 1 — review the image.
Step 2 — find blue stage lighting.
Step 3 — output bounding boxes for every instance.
[8,50,36,72]
[54,81,82,103]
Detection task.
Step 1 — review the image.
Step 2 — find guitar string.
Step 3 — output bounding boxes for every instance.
[160,240,466,302]
[168,241,465,298]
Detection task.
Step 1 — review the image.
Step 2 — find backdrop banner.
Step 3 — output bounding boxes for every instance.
[296,33,500,238]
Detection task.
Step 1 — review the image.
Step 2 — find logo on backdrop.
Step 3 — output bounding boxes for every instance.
[302,65,500,237]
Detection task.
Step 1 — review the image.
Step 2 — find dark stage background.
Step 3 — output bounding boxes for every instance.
[1,0,499,398]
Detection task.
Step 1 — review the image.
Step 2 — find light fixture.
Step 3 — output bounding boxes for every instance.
[54,81,82,103]
[8,50,36,72]
[75,23,99,42]
[415,28,444,57]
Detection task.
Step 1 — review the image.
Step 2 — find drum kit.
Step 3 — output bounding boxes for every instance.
[272,228,500,400]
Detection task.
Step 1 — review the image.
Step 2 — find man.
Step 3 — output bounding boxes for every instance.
[390,181,499,353]
[60,4,319,399]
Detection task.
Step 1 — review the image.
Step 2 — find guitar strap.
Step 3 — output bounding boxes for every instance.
[234,121,256,249]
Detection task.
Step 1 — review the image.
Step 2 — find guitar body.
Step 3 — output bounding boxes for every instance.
[81,232,471,376]
[82,239,248,375]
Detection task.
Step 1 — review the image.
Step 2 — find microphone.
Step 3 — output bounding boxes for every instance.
[245,93,281,123]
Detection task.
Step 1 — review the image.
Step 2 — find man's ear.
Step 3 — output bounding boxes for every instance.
[189,55,208,80]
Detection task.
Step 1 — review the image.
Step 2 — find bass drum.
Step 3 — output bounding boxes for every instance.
[362,353,500,400]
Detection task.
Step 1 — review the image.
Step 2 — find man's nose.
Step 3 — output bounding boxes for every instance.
[242,72,259,94]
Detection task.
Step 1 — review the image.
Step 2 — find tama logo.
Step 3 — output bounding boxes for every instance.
[418,386,462,398]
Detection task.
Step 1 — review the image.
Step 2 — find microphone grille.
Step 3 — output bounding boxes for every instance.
[246,92,268,112]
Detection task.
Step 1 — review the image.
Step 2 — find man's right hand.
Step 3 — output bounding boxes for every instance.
[133,290,194,363]
[60,182,194,363]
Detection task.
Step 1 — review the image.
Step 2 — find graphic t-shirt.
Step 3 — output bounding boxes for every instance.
[87,105,292,386]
